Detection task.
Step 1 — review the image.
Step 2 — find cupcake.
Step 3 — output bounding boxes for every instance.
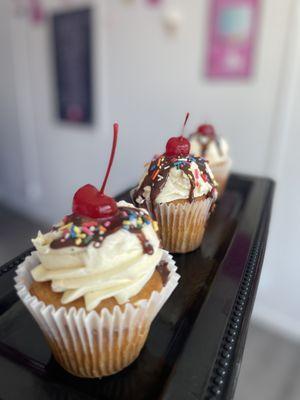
[15,123,179,378]
[189,124,231,196]
[132,115,218,253]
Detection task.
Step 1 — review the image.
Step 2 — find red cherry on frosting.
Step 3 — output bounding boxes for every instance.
[72,123,119,219]
[73,184,118,219]
[165,112,191,157]
[165,136,190,157]
[197,124,216,139]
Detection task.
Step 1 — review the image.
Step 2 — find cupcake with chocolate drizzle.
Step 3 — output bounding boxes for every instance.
[15,123,179,379]
[189,124,231,196]
[132,114,218,254]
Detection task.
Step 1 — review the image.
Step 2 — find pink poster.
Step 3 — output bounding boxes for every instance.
[207,0,260,78]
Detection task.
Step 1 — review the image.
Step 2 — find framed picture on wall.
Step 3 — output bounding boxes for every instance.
[52,8,93,124]
[207,0,260,79]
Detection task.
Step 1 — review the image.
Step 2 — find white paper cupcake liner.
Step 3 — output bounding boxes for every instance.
[152,198,214,253]
[211,158,232,197]
[15,250,179,378]
[131,189,215,254]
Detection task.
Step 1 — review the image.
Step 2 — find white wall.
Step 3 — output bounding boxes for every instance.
[0,0,25,203]
[253,0,300,340]
[0,0,292,221]
[107,0,291,178]
[0,0,299,337]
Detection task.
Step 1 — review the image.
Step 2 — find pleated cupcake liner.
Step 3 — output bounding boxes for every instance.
[211,158,232,197]
[15,250,179,378]
[152,198,214,253]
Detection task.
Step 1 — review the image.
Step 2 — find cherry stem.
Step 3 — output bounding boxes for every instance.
[100,122,119,194]
[180,112,190,136]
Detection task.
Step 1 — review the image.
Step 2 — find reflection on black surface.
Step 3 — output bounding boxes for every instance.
[0,177,249,400]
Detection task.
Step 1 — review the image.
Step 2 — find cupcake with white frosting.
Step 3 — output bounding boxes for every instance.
[132,134,218,253]
[189,124,231,195]
[31,202,166,311]
[15,123,179,378]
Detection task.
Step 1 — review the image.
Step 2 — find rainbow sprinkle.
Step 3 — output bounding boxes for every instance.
[54,207,153,248]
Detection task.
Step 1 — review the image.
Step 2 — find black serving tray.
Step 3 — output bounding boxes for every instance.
[0,173,274,400]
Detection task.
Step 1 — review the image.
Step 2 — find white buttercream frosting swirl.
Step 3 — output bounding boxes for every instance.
[134,155,217,206]
[31,201,163,311]
[189,135,229,164]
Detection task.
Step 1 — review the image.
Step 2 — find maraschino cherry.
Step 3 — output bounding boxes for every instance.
[197,124,216,139]
[72,123,119,219]
[165,112,191,157]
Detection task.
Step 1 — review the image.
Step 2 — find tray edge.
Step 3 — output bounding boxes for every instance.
[204,178,275,399]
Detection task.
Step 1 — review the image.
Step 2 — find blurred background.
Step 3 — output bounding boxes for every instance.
[0,0,300,398]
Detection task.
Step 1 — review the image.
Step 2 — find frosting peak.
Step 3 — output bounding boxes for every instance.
[133,154,217,207]
[189,127,229,164]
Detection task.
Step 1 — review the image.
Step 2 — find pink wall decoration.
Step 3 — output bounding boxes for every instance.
[29,0,45,23]
[146,0,163,5]
[207,0,260,78]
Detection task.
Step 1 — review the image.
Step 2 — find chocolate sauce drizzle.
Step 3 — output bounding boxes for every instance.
[155,260,170,286]
[189,132,223,158]
[50,206,154,255]
[133,154,216,210]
